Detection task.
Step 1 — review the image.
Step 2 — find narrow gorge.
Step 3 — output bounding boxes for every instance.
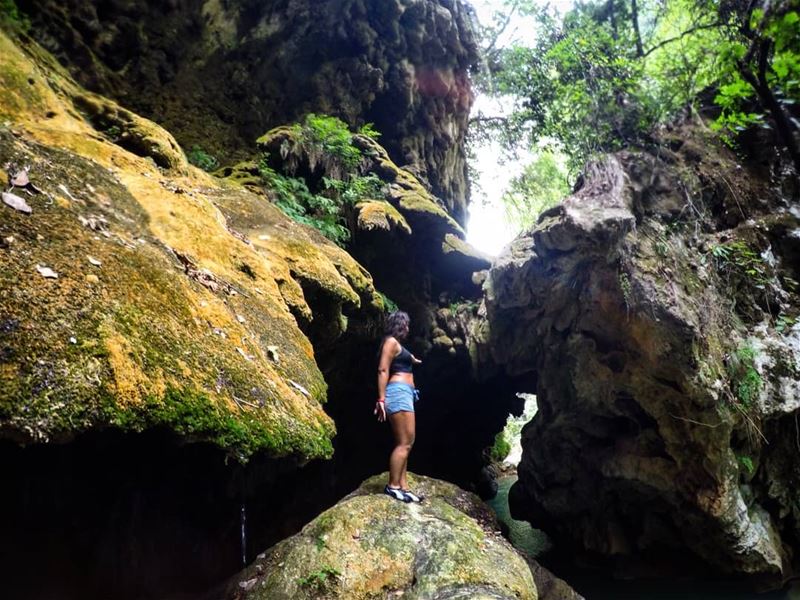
[0,1,798,599]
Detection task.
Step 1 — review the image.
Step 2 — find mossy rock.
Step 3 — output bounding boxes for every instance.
[0,29,382,460]
[224,473,538,599]
[356,199,411,234]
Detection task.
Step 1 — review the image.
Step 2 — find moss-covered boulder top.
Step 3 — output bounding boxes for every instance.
[223,473,538,600]
[0,30,382,460]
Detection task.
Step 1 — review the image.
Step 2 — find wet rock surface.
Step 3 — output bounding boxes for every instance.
[19,0,479,224]
[478,132,800,587]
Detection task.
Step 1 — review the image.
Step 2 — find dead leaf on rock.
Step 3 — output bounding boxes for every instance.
[2,191,32,214]
[36,264,58,279]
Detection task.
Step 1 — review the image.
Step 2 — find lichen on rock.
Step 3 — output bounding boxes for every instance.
[222,473,538,600]
[0,29,382,461]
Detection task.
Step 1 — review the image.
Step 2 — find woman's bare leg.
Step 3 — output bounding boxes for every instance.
[388,411,416,489]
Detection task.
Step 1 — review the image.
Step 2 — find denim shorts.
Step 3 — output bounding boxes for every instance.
[385,382,418,415]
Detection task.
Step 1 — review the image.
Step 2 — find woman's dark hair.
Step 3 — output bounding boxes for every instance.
[384,310,410,340]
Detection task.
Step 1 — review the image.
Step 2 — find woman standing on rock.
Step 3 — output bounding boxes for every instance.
[375,310,423,503]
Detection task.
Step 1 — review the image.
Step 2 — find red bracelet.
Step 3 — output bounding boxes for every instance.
[377,400,385,403]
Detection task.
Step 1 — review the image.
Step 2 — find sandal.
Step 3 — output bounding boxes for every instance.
[401,489,423,503]
[384,485,412,503]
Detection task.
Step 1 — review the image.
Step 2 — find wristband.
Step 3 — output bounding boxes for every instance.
[377,400,385,403]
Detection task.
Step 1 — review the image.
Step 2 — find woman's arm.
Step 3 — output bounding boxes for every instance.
[375,337,400,422]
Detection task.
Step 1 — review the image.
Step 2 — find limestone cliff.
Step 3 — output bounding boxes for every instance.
[476,128,800,587]
[19,0,479,224]
[0,19,509,598]
[0,28,384,459]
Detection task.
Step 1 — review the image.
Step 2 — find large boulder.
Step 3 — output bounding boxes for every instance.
[222,473,539,599]
[19,0,479,224]
[0,29,382,459]
[476,130,800,587]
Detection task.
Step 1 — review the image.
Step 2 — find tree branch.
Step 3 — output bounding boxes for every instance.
[483,1,519,58]
[642,21,726,57]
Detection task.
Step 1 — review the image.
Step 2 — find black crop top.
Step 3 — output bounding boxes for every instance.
[389,345,414,374]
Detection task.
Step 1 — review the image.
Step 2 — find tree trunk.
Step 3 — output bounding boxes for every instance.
[631,0,644,56]
[740,39,800,175]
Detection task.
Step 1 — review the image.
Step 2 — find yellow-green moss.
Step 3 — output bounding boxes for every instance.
[356,199,411,234]
[229,474,537,599]
[442,232,487,261]
[0,29,386,460]
[72,92,187,170]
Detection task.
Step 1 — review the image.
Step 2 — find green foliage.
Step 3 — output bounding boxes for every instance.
[259,158,384,247]
[737,454,755,475]
[258,160,351,245]
[476,0,800,173]
[727,343,762,408]
[489,395,538,465]
[187,145,219,172]
[378,291,399,314]
[489,431,512,463]
[502,149,570,230]
[0,0,30,31]
[322,173,384,205]
[259,115,390,246]
[711,241,771,289]
[712,7,800,144]
[358,122,382,139]
[775,313,796,333]
[297,565,341,590]
[293,114,362,171]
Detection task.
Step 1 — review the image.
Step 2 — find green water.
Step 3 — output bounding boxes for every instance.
[487,475,798,600]
[486,475,551,557]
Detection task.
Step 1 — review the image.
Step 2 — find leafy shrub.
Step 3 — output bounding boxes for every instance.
[501,150,570,230]
[260,116,387,246]
[0,0,30,31]
[259,160,350,245]
[489,431,512,463]
[187,145,219,172]
[378,292,399,313]
[292,114,362,173]
[711,241,771,289]
[727,343,762,408]
[477,0,800,175]
[258,157,384,247]
[358,122,382,139]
